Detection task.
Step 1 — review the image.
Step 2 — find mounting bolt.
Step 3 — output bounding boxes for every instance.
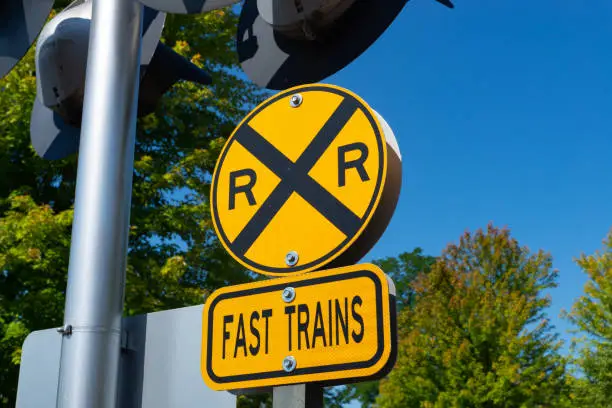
[285,251,299,267]
[282,287,296,303]
[283,356,297,373]
[289,94,303,108]
[57,324,72,336]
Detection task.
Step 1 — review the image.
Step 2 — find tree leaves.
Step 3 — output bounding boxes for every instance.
[565,229,612,407]
[0,195,72,403]
[329,248,437,407]
[377,224,571,408]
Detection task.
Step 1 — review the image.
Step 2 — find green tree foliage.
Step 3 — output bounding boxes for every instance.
[377,224,570,408]
[0,5,265,405]
[0,195,72,402]
[376,248,437,312]
[565,229,612,407]
[326,249,437,408]
[237,393,271,408]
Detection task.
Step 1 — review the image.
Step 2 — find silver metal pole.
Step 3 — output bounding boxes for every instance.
[273,385,324,408]
[55,0,144,406]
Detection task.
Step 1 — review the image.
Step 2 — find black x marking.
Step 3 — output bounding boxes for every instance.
[230,98,363,255]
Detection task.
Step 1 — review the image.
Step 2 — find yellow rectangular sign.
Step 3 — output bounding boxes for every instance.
[201,264,397,390]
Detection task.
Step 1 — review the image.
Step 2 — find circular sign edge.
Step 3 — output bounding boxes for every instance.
[210,83,388,276]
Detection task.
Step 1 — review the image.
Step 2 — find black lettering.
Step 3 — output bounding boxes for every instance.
[249,311,260,356]
[262,309,272,354]
[222,315,233,359]
[312,301,327,348]
[297,304,310,350]
[351,296,364,343]
[229,169,257,210]
[338,143,370,187]
[234,314,247,358]
[328,299,333,346]
[285,306,296,351]
[335,298,349,345]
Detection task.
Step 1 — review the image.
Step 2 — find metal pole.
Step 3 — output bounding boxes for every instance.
[273,385,324,408]
[55,0,143,406]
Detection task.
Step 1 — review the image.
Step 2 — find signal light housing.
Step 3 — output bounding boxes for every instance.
[236,0,411,90]
[30,1,212,160]
[0,0,55,79]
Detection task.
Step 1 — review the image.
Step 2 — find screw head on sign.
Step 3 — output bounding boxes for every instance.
[282,287,296,303]
[285,251,299,267]
[289,93,303,108]
[283,356,297,373]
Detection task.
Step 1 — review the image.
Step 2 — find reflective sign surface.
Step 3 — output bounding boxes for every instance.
[211,84,402,276]
[201,263,397,390]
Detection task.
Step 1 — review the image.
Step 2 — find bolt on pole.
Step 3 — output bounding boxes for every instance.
[55,0,144,407]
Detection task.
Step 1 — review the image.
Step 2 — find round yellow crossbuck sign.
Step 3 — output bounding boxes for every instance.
[211,84,402,276]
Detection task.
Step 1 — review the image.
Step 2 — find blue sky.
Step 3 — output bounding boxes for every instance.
[325,0,612,351]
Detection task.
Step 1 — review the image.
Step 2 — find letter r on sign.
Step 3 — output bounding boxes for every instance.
[338,143,370,187]
[229,169,257,210]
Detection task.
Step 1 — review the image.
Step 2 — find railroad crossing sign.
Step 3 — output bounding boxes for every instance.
[210,84,402,276]
[200,263,397,391]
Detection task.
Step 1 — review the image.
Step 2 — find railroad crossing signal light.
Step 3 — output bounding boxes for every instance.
[28,0,212,160]
[135,0,454,90]
[236,0,453,90]
[2,0,455,158]
[0,0,55,79]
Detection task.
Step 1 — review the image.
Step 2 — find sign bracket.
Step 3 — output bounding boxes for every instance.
[273,384,323,408]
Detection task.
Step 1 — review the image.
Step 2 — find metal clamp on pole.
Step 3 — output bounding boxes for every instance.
[55,0,144,407]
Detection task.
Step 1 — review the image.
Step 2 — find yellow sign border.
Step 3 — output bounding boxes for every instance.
[210,83,388,276]
[200,263,397,391]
